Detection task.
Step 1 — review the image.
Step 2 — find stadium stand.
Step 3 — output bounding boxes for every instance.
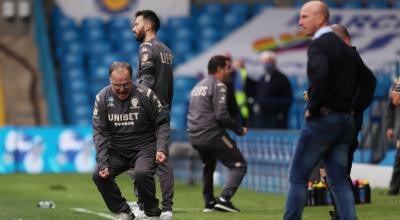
[43,0,400,182]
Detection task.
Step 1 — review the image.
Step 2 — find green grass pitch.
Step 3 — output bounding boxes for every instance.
[0,173,398,219]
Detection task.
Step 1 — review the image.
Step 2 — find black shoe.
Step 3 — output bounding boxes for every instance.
[214,198,240,212]
[329,210,339,220]
[203,199,216,212]
[388,189,399,196]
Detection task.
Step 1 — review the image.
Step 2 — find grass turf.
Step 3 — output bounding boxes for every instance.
[0,173,398,219]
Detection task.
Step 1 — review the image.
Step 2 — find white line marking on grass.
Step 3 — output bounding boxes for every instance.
[72,208,115,219]
[173,207,202,211]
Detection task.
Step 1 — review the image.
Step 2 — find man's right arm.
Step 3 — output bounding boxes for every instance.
[213,82,245,135]
[92,93,110,170]
[306,41,330,117]
[137,44,156,88]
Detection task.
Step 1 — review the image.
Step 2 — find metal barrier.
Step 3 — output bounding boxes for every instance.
[170,130,300,194]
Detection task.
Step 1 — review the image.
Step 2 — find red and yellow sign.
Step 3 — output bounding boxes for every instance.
[252,31,310,53]
[96,0,136,13]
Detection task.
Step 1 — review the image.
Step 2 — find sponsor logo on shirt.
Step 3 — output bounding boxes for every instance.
[108,113,139,126]
[191,86,208,97]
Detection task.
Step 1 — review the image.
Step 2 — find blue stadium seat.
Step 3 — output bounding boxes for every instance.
[89,65,109,82]
[294,0,307,8]
[85,41,112,55]
[174,27,193,41]
[171,41,193,55]
[83,28,106,41]
[342,0,363,9]
[108,17,131,30]
[102,53,124,67]
[57,28,81,45]
[114,39,139,54]
[61,41,84,55]
[223,13,246,32]
[157,27,169,45]
[366,1,388,8]
[81,17,104,30]
[108,21,133,43]
[54,16,77,33]
[197,39,216,52]
[60,53,84,69]
[200,27,221,42]
[65,89,90,106]
[173,55,186,66]
[395,0,400,8]
[196,14,221,28]
[61,67,85,82]
[171,103,187,130]
[226,3,250,18]
[202,3,224,16]
[68,104,92,125]
[168,17,192,29]
[174,76,199,91]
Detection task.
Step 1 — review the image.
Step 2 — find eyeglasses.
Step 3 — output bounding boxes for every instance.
[111,81,131,89]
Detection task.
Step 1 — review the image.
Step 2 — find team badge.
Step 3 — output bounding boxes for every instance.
[107,96,115,107]
[130,97,140,109]
[142,53,149,62]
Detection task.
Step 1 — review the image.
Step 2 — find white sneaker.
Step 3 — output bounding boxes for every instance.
[116,212,134,220]
[160,211,172,220]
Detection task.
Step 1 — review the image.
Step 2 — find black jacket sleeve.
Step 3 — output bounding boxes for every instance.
[213,81,243,135]
[92,92,110,170]
[352,49,377,113]
[137,44,156,88]
[307,41,330,116]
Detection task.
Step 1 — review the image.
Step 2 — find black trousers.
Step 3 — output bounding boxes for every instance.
[92,147,161,217]
[192,134,247,202]
[346,112,366,175]
[389,148,400,193]
[133,157,175,212]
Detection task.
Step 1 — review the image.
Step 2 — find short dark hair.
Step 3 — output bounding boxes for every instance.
[135,10,160,32]
[207,55,229,75]
[108,61,132,78]
[331,24,350,41]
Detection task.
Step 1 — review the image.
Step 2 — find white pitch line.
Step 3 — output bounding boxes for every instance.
[72,208,115,220]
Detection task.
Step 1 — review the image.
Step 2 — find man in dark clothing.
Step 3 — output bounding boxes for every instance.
[223,55,250,126]
[330,24,377,180]
[92,62,170,220]
[385,96,400,196]
[131,10,174,220]
[283,2,359,219]
[313,23,377,219]
[253,51,292,129]
[187,55,248,213]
